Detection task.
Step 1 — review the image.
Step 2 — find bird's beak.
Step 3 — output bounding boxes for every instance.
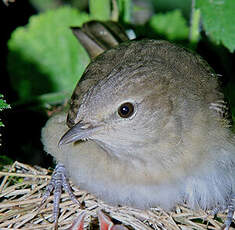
[58,122,94,146]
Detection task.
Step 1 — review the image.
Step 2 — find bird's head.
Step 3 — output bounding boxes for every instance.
[58,40,179,157]
[59,39,218,161]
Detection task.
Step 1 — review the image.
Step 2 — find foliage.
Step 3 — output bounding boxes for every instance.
[196,0,235,52]
[0,94,10,127]
[149,10,189,41]
[8,7,90,104]
[6,0,235,109]
[89,0,111,20]
[0,155,13,168]
[118,0,132,23]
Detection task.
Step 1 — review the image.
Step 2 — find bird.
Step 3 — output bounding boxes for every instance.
[41,21,235,229]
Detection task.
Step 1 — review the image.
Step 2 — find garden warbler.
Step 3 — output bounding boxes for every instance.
[41,21,235,229]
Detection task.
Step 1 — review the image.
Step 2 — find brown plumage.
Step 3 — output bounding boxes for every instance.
[41,27,235,229]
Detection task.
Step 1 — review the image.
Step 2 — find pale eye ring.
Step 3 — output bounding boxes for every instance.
[118,102,134,118]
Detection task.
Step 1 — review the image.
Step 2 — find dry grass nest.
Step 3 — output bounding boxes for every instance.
[0,161,233,230]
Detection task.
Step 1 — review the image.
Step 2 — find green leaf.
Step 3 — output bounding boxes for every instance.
[0,155,13,168]
[0,94,10,111]
[89,0,111,20]
[0,94,10,127]
[149,9,189,41]
[196,0,235,52]
[8,7,90,103]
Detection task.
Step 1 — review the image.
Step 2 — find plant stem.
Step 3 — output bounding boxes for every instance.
[118,0,132,23]
[189,0,201,49]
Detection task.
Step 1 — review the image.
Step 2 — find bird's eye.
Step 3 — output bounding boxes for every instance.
[118,102,134,118]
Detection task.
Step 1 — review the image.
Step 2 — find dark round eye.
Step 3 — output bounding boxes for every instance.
[118,102,134,118]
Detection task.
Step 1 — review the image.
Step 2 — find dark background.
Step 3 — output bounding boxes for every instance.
[0,0,53,167]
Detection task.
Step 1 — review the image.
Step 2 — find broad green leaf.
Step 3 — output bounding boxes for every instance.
[149,10,189,41]
[196,0,235,52]
[89,0,111,20]
[8,7,90,103]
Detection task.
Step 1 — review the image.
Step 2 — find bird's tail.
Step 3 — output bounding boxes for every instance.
[71,21,129,59]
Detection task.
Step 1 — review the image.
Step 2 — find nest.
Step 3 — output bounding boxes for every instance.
[0,161,231,230]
